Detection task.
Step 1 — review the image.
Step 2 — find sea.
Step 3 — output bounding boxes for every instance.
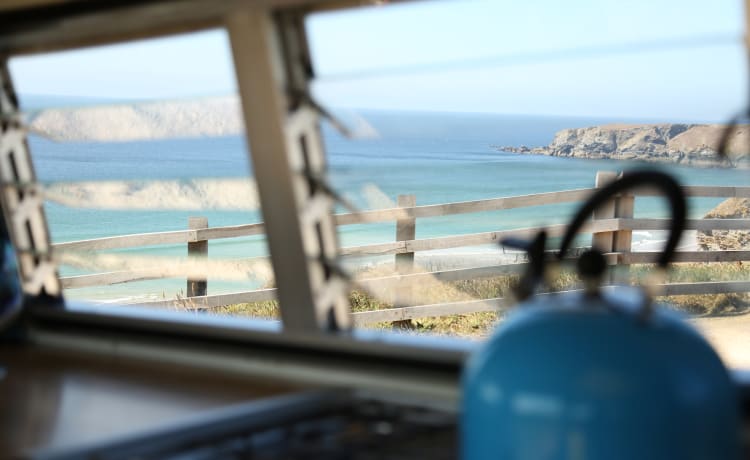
[28,110,750,303]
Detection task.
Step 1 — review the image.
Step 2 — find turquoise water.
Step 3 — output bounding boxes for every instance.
[29,111,750,301]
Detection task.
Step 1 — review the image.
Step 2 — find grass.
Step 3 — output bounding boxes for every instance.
[641,262,750,316]
[203,261,750,337]
[214,300,279,318]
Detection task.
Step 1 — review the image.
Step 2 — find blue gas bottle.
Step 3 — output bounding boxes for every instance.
[0,212,22,331]
[461,171,742,460]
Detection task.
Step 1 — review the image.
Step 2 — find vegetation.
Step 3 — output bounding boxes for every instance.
[207,261,750,338]
[215,300,279,318]
[644,262,750,316]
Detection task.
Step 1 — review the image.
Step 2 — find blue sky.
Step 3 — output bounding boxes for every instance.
[10,0,747,121]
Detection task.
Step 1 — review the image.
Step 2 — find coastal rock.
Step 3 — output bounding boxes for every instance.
[697,198,750,250]
[498,123,750,168]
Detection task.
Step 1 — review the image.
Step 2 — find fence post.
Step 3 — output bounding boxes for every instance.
[613,175,634,284]
[613,178,634,252]
[394,194,416,328]
[187,216,208,297]
[592,171,618,254]
[592,171,633,284]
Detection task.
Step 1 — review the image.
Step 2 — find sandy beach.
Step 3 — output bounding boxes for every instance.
[693,313,750,369]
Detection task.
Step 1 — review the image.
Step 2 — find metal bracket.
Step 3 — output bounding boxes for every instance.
[0,62,60,298]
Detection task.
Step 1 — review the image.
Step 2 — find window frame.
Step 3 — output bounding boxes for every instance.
[0,0,473,399]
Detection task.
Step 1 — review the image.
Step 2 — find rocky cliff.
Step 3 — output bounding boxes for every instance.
[697,198,750,250]
[498,123,750,167]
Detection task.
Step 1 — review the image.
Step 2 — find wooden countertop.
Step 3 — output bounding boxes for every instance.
[0,344,295,458]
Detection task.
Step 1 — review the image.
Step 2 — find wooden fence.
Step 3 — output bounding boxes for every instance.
[53,171,750,324]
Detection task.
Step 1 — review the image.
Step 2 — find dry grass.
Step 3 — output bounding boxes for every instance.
[641,261,750,316]
[662,293,750,316]
[203,261,750,337]
[206,265,583,337]
[213,300,279,318]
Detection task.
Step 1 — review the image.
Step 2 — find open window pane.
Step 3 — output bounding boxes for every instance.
[10,30,279,321]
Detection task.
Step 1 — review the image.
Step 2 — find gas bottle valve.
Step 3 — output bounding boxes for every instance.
[575,248,606,296]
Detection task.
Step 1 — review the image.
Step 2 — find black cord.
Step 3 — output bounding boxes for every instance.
[557,170,687,269]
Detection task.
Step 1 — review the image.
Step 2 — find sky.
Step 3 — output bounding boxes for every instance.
[9,0,748,121]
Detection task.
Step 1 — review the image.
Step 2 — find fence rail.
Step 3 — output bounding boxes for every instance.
[50,184,750,253]
[53,172,750,323]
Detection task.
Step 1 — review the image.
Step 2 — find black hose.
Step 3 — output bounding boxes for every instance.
[557,170,687,269]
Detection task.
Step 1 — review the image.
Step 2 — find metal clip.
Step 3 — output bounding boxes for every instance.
[301,169,361,215]
[289,89,359,139]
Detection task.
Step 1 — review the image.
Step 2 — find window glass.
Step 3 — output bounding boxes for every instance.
[307,0,750,367]
[10,30,279,321]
